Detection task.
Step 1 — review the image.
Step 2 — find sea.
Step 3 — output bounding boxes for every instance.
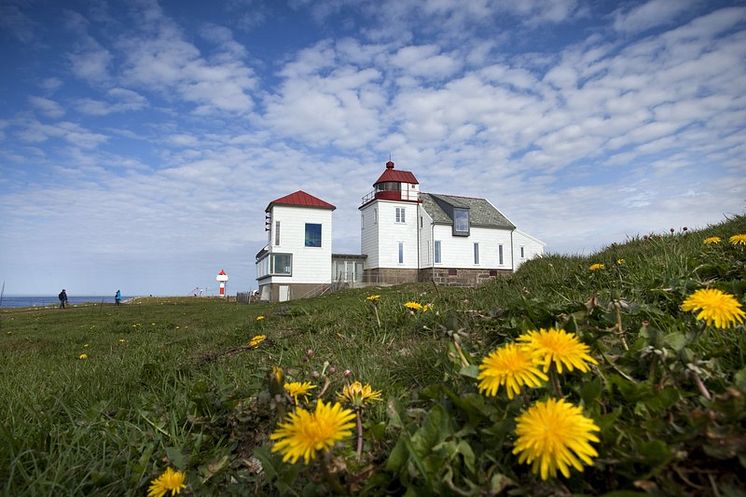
[0,296,131,308]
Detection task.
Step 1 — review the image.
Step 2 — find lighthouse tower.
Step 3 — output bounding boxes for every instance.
[359,161,420,284]
[216,269,229,298]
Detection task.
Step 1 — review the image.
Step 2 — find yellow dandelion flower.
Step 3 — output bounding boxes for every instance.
[404,301,422,311]
[681,289,745,329]
[337,381,383,408]
[477,343,548,399]
[730,234,746,246]
[147,467,187,497]
[248,335,266,348]
[589,263,604,271]
[366,295,381,303]
[513,398,600,480]
[79,353,88,360]
[270,400,356,464]
[272,366,284,384]
[517,328,598,374]
[616,259,625,265]
[284,381,316,404]
[703,236,721,245]
[422,303,434,312]
[256,315,265,321]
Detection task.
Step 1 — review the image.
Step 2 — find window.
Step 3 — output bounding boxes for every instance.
[395,207,406,223]
[305,223,322,247]
[271,254,292,275]
[453,208,470,236]
[520,246,525,258]
[474,243,480,264]
[398,242,404,264]
[434,240,441,264]
[498,244,504,265]
[420,216,423,228]
[275,221,280,245]
[374,208,378,224]
[361,213,364,229]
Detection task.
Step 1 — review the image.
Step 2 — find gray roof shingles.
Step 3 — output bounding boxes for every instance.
[420,193,515,229]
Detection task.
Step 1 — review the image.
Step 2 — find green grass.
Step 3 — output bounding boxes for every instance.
[1,216,745,496]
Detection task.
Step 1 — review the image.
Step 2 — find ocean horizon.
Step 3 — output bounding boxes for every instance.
[0,296,133,308]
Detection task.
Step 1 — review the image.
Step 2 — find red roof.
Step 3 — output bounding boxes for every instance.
[266,190,336,211]
[373,161,419,186]
[218,269,226,275]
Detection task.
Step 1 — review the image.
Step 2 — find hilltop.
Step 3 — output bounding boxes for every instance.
[1,215,745,496]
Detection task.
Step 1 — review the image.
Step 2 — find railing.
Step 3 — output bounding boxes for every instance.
[360,190,420,205]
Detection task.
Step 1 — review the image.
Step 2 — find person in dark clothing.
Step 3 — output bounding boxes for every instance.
[58,289,68,309]
[115,289,122,306]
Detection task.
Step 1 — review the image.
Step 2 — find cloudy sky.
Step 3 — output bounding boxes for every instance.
[1,0,745,296]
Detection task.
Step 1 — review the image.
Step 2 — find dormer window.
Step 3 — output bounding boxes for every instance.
[453,208,470,236]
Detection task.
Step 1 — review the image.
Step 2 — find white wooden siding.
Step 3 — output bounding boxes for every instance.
[263,205,332,284]
[360,203,379,269]
[512,229,545,269]
[376,201,419,268]
[432,225,514,269]
[418,207,434,268]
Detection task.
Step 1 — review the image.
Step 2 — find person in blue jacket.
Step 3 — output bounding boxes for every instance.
[115,289,122,306]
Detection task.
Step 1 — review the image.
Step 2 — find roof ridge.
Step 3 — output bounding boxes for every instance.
[423,192,485,200]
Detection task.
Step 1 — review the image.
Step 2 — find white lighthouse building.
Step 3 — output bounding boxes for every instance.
[359,160,421,284]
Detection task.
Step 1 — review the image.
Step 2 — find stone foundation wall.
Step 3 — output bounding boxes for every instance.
[418,267,512,287]
[363,268,419,285]
[260,282,330,302]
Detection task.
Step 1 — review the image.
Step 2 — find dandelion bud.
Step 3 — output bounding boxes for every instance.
[344,369,352,377]
[312,370,320,378]
[670,228,675,234]
[328,366,336,374]
[306,349,314,358]
[683,227,688,231]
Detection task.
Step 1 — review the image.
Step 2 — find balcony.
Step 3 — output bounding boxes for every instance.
[361,189,420,206]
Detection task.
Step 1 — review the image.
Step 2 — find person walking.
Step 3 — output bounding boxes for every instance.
[58,289,68,309]
[115,289,122,306]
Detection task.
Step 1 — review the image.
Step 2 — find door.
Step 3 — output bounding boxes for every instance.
[279,285,289,302]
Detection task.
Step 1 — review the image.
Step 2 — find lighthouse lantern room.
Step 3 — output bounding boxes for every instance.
[216,269,229,297]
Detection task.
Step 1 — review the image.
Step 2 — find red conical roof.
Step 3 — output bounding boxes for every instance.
[218,269,226,275]
[266,190,336,212]
[373,161,419,186]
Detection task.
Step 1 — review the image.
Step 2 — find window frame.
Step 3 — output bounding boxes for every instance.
[498,244,504,265]
[453,208,470,236]
[274,221,280,246]
[304,223,322,248]
[434,240,442,264]
[474,242,480,265]
[270,253,293,276]
[398,241,404,264]
[395,207,406,224]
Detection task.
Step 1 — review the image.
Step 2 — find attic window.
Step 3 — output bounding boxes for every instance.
[453,208,470,236]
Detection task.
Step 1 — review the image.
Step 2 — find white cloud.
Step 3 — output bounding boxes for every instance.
[120,12,256,113]
[15,119,108,148]
[390,45,461,79]
[28,96,65,118]
[75,88,148,116]
[613,0,700,34]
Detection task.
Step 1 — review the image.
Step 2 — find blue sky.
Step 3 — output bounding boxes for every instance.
[1,0,745,296]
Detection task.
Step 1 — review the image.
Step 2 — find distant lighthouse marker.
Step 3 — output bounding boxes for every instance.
[216,269,229,298]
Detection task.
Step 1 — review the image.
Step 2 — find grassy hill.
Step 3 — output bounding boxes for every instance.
[1,215,745,496]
